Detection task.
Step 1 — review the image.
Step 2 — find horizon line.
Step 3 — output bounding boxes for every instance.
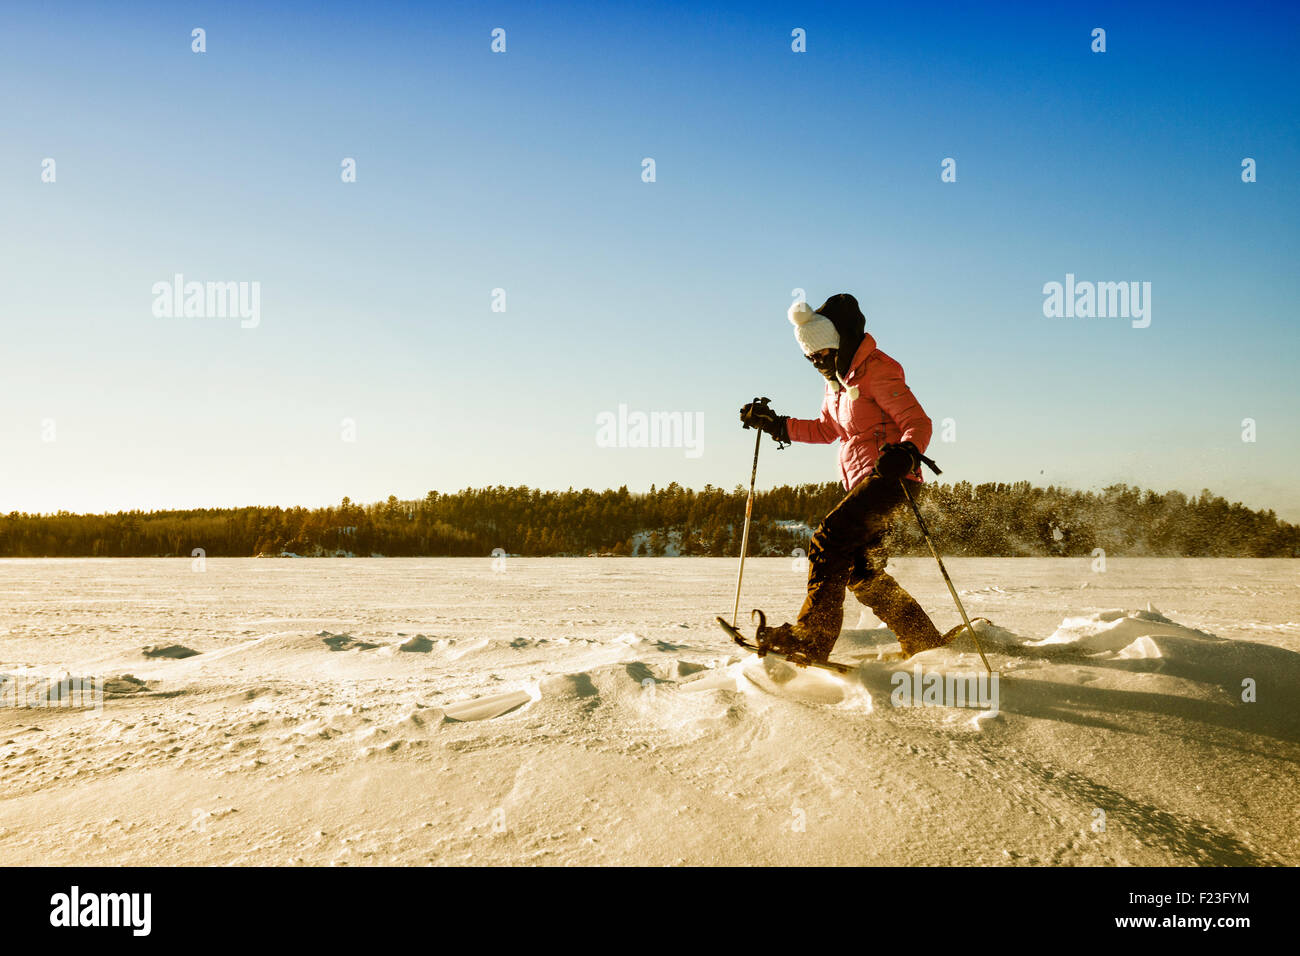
[3,477,1290,525]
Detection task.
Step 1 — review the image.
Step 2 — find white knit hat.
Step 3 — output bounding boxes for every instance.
[788,300,840,355]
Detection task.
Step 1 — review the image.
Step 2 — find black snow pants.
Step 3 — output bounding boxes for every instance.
[796,473,942,655]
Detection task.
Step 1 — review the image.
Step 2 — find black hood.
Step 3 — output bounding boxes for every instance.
[814,293,866,382]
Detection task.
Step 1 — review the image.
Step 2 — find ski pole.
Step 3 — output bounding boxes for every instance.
[899,478,993,674]
[731,397,769,628]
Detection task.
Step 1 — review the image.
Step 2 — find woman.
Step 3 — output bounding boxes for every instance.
[739,293,966,662]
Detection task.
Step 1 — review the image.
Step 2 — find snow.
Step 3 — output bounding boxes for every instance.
[1036,606,1203,656]
[0,556,1295,866]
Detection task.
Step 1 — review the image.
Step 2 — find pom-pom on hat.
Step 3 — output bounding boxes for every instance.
[788,300,840,355]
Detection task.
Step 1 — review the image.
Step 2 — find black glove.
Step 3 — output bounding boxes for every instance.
[739,402,789,444]
[875,441,920,480]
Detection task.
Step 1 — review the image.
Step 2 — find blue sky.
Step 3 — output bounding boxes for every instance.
[2,0,1297,519]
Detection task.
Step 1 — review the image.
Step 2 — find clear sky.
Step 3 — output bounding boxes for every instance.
[2,1,1297,519]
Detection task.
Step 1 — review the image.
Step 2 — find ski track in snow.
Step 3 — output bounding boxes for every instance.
[0,557,1296,866]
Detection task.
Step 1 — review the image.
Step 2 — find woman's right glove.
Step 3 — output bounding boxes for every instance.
[739,402,789,444]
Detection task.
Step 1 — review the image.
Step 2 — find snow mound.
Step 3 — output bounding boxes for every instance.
[396,635,435,653]
[538,662,673,703]
[673,660,709,677]
[539,672,600,700]
[1033,607,1210,660]
[103,674,149,696]
[141,644,199,659]
[742,655,851,705]
[319,632,381,652]
[443,690,533,722]
[945,618,1030,652]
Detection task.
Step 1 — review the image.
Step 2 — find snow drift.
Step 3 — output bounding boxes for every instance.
[0,557,1295,866]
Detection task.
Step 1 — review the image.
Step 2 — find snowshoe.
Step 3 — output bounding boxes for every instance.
[716,611,857,676]
[900,617,993,658]
[753,611,819,657]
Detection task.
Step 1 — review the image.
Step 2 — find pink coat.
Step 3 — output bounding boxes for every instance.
[786,333,933,490]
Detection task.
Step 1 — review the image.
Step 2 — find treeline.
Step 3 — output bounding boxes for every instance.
[0,482,1294,558]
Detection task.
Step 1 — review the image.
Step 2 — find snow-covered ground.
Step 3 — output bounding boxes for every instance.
[0,557,1295,866]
